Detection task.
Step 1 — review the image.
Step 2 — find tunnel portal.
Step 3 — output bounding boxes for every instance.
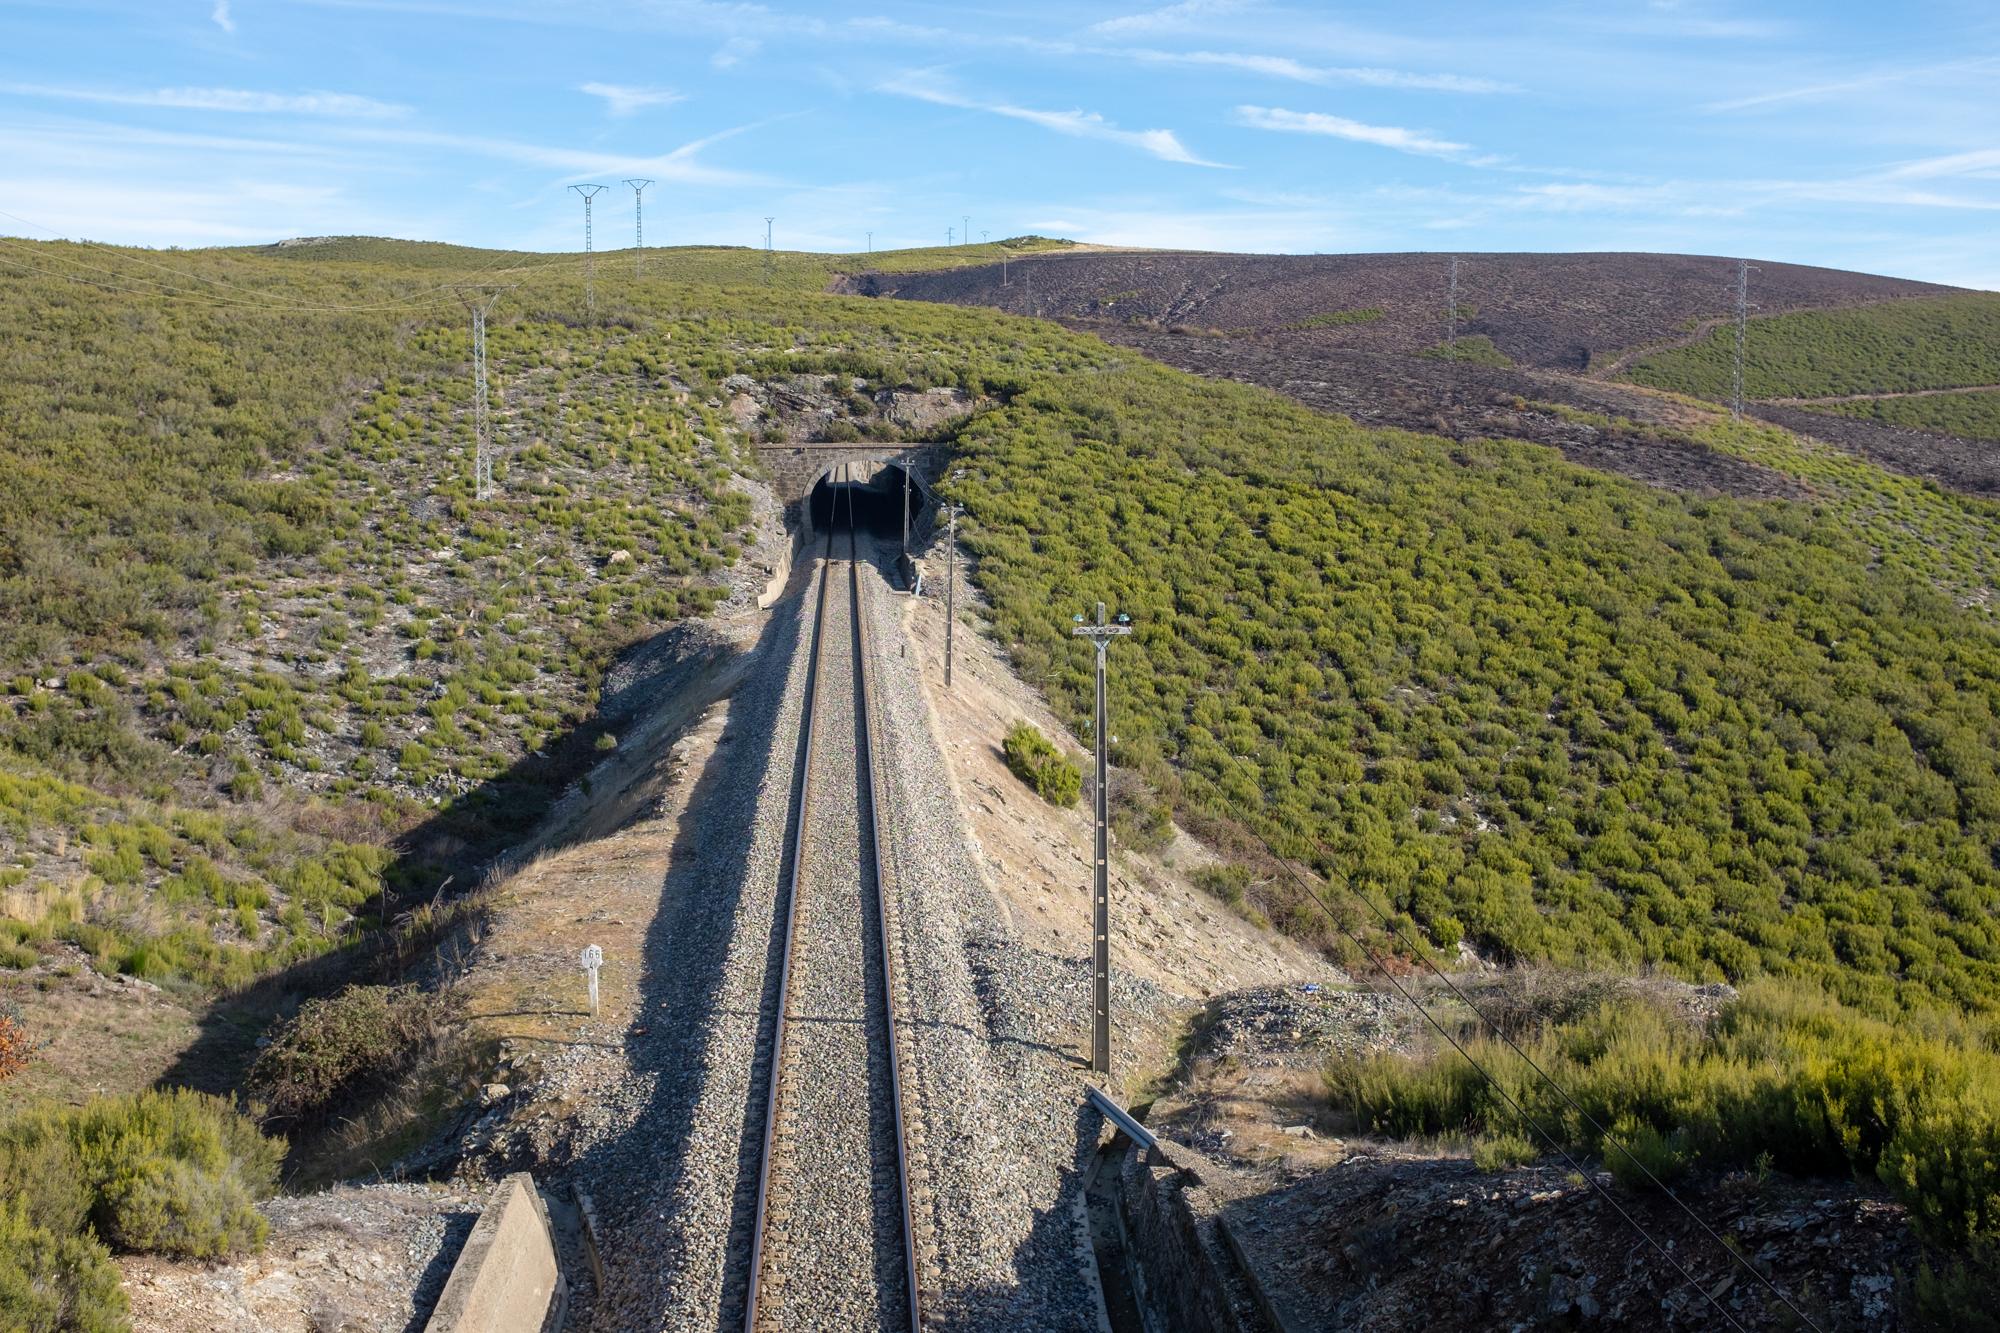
[808,462,922,539]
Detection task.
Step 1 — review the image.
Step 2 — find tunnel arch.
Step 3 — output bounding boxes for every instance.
[805,458,929,540]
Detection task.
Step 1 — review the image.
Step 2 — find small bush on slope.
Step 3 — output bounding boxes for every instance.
[0,1197,127,1333]
[1002,721,1082,806]
[1628,293,2000,400]
[248,982,463,1126]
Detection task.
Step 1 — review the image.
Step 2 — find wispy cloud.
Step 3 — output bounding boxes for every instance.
[1233,105,1473,160]
[335,122,768,187]
[1587,2,1792,40]
[840,17,1507,96]
[0,84,408,118]
[1128,48,1514,94]
[210,0,236,33]
[712,36,760,69]
[1703,57,2000,113]
[1880,149,2000,182]
[578,82,684,117]
[1091,0,1244,36]
[883,74,1228,167]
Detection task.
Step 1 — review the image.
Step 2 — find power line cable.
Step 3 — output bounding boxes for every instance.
[1231,799,1824,1331]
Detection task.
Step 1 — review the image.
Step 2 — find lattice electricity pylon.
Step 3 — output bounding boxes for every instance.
[624,179,654,280]
[1445,255,1461,410]
[454,285,515,500]
[763,216,774,286]
[570,184,607,317]
[1732,259,1758,421]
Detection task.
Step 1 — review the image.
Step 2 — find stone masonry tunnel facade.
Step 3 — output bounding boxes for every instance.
[756,443,951,541]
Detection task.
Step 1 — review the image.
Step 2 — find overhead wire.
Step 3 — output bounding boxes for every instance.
[1226,786,1825,1332]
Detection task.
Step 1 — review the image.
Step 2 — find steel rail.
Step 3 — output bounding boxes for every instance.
[850,519,924,1332]
[743,515,835,1331]
[744,491,922,1331]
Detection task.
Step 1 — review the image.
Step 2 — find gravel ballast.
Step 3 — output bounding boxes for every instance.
[521,524,1114,1331]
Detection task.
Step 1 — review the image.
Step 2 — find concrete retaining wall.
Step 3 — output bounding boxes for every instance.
[1118,1140,1270,1333]
[424,1172,565,1333]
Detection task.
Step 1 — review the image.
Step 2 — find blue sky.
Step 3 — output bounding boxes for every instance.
[2,0,1997,285]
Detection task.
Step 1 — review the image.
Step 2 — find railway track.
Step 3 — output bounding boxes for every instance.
[743,490,922,1332]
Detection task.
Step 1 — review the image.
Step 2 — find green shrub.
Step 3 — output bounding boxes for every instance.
[249,983,461,1125]
[96,1155,265,1259]
[0,1197,128,1333]
[1417,334,1513,366]
[0,1086,278,1321]
[64,1090,279,1258]
[1471,1131,1541,1171]
[1909,1241,2000,1332]
[1290,307,1384,330]
[1324,981,2000,1246]
[1002,722,1081,806]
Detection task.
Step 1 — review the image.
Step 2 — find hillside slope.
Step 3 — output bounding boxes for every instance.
[850,250,1956,371]
[2,235,1996,1325]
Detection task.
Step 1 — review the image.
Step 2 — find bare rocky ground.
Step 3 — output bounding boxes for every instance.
[851,249,2000,505]
[1750,401,2000,497]
[847,251,1953,372]
[1215,1150,1919,1331]
[1091,326,1813,501]
[119,1184,484,1333]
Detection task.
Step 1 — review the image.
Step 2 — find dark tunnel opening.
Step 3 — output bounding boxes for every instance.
[807,463,921,539]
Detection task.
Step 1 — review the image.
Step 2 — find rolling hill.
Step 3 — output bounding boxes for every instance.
[1,234,1996,1324]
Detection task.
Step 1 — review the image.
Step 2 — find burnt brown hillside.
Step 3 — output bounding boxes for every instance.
[845,250,1956,372]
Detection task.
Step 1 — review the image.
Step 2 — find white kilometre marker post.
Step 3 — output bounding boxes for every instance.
[580,944,603,1016]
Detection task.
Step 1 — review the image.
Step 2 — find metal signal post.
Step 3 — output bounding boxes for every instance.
[1072,602,1131,1080]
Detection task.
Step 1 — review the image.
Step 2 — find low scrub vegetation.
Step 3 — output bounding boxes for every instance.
[1324,981,1999,1247]
[950,347,2000,1016]
[1289,307,1384,330]
[1417,334,1513,367]
[1002,721,1081,806]
[0,1088,280,1329]
[1808,387,2000,441]
[1629,293,2000,400]
[249,982,464,1127]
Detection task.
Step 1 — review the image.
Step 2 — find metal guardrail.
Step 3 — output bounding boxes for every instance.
[1087,1085,1157,1152]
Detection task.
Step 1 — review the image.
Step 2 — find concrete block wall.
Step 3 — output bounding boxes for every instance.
[425,1173,566,1333]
